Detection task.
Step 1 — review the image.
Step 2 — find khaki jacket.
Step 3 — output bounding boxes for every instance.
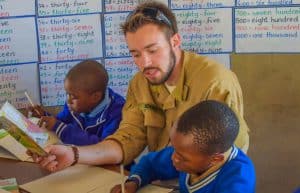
[106,51,249,164]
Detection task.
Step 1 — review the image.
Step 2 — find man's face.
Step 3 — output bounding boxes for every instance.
[170,126,214,175]
[125,24,176,85]
[64,79,101,113]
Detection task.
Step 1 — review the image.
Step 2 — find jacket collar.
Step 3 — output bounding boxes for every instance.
[150,51,189,110]
[80,88,111,118]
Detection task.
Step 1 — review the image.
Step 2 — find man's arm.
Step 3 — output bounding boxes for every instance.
[78,139,123,165]
[35,139,123,172]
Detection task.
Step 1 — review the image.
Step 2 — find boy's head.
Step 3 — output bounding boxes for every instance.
[170,100,239,174]
[64,60,108,113]
[121,1,178,40]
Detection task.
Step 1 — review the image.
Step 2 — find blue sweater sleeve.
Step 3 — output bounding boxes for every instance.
[130,147,179,187]
[54,91,124,145]
[53,120,102,145]
[54,103,102,145]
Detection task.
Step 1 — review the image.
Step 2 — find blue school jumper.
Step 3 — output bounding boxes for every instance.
[52,88,125,145]
[129,146,256,193]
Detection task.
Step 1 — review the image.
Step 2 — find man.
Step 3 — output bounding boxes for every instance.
[33,1,249,172]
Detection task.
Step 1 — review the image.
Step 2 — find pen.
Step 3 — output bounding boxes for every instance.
[120,164,125,193]
[24,91,41,116]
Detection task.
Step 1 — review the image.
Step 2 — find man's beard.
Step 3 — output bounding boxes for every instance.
[146,49,176,85]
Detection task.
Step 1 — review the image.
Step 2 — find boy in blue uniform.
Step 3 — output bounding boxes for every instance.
[111,100,256,193]
[30,60,125,145]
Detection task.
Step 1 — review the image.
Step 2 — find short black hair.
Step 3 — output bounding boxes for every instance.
[176,100,239,155]
[121,1,178,39]
[65,60,108,94]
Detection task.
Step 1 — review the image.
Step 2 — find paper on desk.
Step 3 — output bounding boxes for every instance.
[132,184,171,193]
[88,183,172,193]
[20,164,172,193]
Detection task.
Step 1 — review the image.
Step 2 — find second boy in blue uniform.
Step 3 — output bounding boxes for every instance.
[30,60,125,145]
[111,100,256,193]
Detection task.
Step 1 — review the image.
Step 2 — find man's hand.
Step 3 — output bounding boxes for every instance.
[38,116,57,130]
[29,145,75,172]
[110,181,139,193]
[29,140,124,171]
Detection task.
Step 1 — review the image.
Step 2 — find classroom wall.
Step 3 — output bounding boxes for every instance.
[231,54,300,193]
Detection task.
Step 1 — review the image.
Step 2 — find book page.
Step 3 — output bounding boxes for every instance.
[0,102,44,133]
[0,131,32,161]
[0,117,47,157]
[28,117,61,146]
[0,105,60,161]
[0,102,48,146]
[0,120,59,161]
[0,101,61,146]
[21,164,172,193]
[0,130,58,162]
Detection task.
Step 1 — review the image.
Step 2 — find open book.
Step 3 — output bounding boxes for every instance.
[0,101,59,161]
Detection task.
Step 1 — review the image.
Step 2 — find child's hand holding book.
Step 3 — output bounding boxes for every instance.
[38,116,57,131]
[26,105,46,118]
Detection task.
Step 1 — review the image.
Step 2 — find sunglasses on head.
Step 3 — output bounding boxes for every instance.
[126,7,173,30]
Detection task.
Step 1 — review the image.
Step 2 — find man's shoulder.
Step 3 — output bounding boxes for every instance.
[184,51,229,73]
[183,52,235,86]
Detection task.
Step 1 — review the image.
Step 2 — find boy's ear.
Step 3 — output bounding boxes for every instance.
[92,91,103,102]
[210,153,224,165]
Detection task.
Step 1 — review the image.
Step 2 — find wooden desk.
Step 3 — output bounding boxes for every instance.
[0,158,177,193]
[0,157,129,193]
[0,158,49,185]
[0,158,125,185]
